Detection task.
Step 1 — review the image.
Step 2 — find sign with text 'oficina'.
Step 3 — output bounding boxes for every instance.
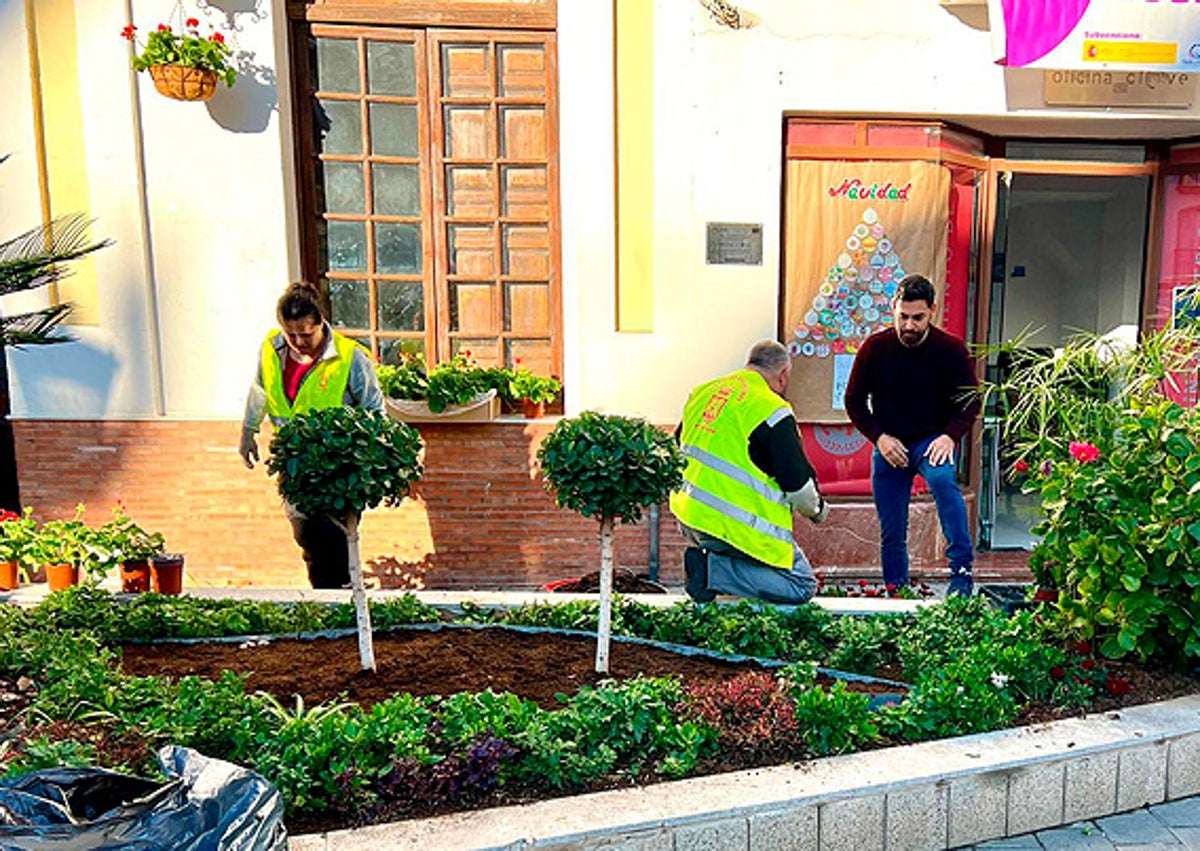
[989,0,1200,72]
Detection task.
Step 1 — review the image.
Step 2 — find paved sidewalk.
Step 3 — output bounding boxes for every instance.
[962,798,1200,850]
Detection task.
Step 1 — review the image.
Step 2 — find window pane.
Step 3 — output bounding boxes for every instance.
[327,221,367,272]
[370,103,419,157]
[328,278,369,328]
[379,337,423,365]
[375,222,422,274]
[315,38,359,94]
[367,41,416,96]
[500,107,546,159]
[322,162,365,214]
[372,164,420,216]
[451,282,495,333]
[377,280,424,330]
[317,100,362,155]
[502,166,547,219]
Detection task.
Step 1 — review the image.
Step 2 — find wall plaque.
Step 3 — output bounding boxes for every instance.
[706,222,763,265]
[1043,69,1194,108]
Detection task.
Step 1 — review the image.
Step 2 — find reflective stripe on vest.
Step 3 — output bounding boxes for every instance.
[669,369,795,569]
[261,330,358,421]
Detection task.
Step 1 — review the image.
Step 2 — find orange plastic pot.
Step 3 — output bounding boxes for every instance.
[120,559,152,593]
[0,561,18,591]
[45,563,78,592]
[521,399,546,419]
[151,554,185,595]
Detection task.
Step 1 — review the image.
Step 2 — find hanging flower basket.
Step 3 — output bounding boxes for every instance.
[148,64,218,101]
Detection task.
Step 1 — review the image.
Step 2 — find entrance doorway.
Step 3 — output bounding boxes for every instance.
[978,168,1151,550]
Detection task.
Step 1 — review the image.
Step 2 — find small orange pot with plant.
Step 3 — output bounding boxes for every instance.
[100,505,167,594]
[0,508,35,591]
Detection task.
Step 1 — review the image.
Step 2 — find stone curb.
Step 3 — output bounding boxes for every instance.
[289,694,1200,851]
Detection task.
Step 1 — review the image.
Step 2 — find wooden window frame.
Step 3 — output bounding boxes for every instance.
[289,17,561,378]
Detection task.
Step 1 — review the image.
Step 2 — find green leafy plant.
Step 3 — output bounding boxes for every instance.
[121,19,237,87]
[26,506,113,582]
[0,157,111,347]
[98,505,166,564]
[376,353,429,402]
[537,412,684,672]
[0,509,38,576]
[268,407,423,670]
[509,368,560,405]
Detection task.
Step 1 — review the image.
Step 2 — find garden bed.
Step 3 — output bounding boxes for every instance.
[117,625,904,712]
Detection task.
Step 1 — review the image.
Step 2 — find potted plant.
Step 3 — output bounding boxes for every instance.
[121,17,236,102]
[537,412,684,672]
[0,509,36,590]
[378,352,501,423]
[268,407,424,671]
[508,367,561,419]
[26,507,91,591]
[99,506,167,593]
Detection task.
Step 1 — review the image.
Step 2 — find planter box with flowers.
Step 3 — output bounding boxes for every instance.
[377,352,561,423]
[122,16,236,102]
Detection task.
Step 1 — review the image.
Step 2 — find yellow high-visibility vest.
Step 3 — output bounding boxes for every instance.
[261,330,359,420]
[669,369,795,568]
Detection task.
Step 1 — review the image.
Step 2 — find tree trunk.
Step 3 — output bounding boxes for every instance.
[336,513,375,672]
[595,515,614,673]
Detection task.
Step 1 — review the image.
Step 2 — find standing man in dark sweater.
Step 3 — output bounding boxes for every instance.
[843,275,980,597]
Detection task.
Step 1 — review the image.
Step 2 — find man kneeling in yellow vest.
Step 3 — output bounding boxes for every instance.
[670,340,827,604]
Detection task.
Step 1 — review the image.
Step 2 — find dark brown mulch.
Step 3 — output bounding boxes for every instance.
[117,628,897,712]
[547,568,668,594]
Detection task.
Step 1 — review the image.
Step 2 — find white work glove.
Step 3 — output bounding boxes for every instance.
[239,428,260,469]
[785,479,826,521]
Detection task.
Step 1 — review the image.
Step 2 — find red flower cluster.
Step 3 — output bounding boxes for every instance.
[1068,440,1101,463]
[0,510,17,523]
[1013,458,1030,474]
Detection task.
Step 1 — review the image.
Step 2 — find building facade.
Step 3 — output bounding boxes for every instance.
[2,0,1199,587]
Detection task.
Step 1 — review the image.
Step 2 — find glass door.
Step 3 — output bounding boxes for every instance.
[979,167,1152,550]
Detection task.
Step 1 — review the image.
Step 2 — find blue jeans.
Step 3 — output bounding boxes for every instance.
[872,435,974,588]
[678,523,817,605]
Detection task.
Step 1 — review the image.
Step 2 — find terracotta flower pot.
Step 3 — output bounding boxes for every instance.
[521,398,546,419]
[1033,587,1060,603]
[120,559,152,593]
[45,563,78,592]
[151,554,185,595]
[0,561,18,591]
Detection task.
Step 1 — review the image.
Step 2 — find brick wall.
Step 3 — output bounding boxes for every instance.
[13,419,958,590]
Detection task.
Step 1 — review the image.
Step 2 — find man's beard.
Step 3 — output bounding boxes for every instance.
[898,328,927,347]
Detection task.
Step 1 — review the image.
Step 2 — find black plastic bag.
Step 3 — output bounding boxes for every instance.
[0,745,286,850]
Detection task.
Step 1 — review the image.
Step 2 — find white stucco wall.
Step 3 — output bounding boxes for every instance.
[5,0,1200,424]
[2,0,290,421]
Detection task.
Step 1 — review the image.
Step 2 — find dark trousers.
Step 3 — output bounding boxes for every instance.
[289,514,350,589]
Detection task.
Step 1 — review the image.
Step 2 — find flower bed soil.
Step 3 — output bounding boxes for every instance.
[117,628,898,711]
[111,629,1198,836]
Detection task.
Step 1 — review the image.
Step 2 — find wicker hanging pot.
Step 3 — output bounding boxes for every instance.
[148,64,218,101]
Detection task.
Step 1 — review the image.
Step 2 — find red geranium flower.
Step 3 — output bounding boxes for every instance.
[1106,677,1132,696]
[1013,458,1030,473]
[857,579,868,587]
[1068,440,1101,463]
[210,32,225,44]
[1050,666,1065,679]
[1081,658,1096,670]
[121,23,137,40]
[157,23,171,32]
[186,17,199,28]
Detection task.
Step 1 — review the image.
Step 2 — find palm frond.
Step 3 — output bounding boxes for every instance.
[0,304,73,348]
[0,213,112,296]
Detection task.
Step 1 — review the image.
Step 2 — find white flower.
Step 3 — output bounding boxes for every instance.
[991,673,1009,689]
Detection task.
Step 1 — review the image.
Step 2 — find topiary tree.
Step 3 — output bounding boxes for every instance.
[268,407,423,671]
[537,411,684,672]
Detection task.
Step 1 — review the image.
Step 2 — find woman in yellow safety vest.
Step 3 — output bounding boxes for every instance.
[239,281,383,588]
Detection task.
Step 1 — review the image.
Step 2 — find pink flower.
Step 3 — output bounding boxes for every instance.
[1013,458,1030,474]
[1069,441,1101,463]
[186,17,199,28]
